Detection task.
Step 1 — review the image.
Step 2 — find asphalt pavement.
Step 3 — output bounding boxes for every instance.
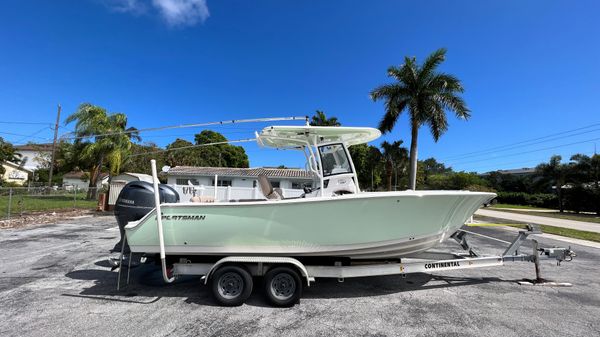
[0,215,599,337]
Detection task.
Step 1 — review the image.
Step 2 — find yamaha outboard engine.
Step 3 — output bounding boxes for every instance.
[112,181,179,254]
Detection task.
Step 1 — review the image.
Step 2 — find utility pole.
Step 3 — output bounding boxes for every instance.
[48,104,61,187]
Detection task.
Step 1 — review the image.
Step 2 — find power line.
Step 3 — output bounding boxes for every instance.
[127,138,257,157]
[0,130,52,141]
[0,121,52,125]
[440,121,600,161]
[448,136,600,166]
[14,126,51,144]
[139,130,255,139]
[61,116,308,141]
[443,127,600,162]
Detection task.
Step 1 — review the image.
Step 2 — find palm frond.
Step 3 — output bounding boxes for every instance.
[419,48,447,80]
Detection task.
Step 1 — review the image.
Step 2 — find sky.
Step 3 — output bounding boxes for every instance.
[1,0,599,172]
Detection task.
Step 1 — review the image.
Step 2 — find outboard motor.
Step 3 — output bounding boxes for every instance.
[112,181,179,254]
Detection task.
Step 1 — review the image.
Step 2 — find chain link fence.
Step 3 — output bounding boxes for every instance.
[0,187,100,220]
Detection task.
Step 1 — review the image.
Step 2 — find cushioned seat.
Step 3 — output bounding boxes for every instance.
[258,174,284,200]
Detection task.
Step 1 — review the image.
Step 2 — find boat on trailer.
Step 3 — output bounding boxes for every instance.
[113,124,575,307]
[122,125,495,260]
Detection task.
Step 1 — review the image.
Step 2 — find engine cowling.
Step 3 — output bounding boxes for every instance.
[113,181,179,253]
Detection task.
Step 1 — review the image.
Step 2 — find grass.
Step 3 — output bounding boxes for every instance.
[489,208,600,224]
[491,203,553,210]
[471,216,600,243]
[0,195,97,214]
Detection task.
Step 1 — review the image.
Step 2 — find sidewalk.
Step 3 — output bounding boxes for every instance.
[475,208,600,234]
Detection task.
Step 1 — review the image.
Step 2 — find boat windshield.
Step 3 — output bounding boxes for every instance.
[319,144,352,177]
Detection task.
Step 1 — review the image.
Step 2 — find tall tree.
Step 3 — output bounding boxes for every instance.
[164,131,249,168]
[65,103,140,198]
[420,157,451,186]
[310,110,341,126]
[380,141,409,191]
[370,48,470,190]
[535,155,570,212]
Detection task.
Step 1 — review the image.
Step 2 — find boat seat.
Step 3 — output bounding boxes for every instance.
[258,174,284,200]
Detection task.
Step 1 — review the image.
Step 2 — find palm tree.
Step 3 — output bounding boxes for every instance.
[310,110,341,126]
[66,103,140,198]
[536,155,570,212]
[380,141,408,191]
[370,48,470,190]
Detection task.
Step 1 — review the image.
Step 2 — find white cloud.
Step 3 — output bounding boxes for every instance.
[102,0,210,27]
[151,0,210,27]
[104,0,147,14]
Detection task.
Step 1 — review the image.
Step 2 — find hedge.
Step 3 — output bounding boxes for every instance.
[496,192,558,209]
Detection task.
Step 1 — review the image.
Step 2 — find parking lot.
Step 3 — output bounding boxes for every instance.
[1,215,599,337]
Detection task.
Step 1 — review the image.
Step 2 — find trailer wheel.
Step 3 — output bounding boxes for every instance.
[264,266,302,307]
[210,265,253,306]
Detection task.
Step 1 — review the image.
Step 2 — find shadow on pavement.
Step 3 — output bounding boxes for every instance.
[64,261,506,308]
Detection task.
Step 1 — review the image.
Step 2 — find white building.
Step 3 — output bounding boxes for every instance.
[166,166,316,201]
[13,143,53,171]
[107,172,154,209]
[1,161,32,186]
[62,170,109,190]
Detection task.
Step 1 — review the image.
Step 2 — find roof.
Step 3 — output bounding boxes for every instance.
[257,125,381,148]
[63,170,109,179]
[496,168,536,175]
[168,166,315,179]
[111,172,153,182]
[14,143,54,152]
[1,161,33,173]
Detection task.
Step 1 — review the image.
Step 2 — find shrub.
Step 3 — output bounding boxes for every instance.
[496,192,558,209]
[563,186,600,214]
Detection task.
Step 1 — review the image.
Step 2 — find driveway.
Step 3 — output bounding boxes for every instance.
[1,215,599,337]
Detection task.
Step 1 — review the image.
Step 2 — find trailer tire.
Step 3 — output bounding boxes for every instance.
[210,265,253,306]
[264,266,302,307]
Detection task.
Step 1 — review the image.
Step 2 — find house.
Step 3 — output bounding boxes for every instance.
[62,170,109,190]
[1,161,33,186]
[107,172,154,209]
[166,166,316,190]
[167,166,316,201]
[13,143,53,171]
[481,167,536,177]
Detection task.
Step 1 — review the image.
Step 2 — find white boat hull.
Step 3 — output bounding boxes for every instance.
[125,191,495,260]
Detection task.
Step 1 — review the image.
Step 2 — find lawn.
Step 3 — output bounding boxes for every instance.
[489,208,600,224]
[490,203,553,211]
[472,216,600,243]
[0,194,97,215]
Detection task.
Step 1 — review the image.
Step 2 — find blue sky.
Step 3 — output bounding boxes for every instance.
[1,0,599,172]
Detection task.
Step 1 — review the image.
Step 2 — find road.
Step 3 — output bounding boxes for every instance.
[1,215,599,337]
[476,208,600,233]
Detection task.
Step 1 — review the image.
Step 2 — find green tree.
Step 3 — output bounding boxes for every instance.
[568,153,600,214]
[349,144,386,191]
[310,110,341,126]
[121,142,167,175]
[165,139,199,167]
[535,155,571,212]
[65,103,140,198]
[420,157,451,186]
[380,141,409,191]
[164,131,249,168]
[0,137,21,182]
[370,48,470,190]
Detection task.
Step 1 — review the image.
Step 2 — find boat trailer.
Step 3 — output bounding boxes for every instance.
[114,223,576,306]
[113,160,576,306]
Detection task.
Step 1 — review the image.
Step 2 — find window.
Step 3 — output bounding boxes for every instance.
[292,182,312,189]
[211,179,232,187]
[176,178,198,185]
[271,181,280,188]
[319,144,352,177]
